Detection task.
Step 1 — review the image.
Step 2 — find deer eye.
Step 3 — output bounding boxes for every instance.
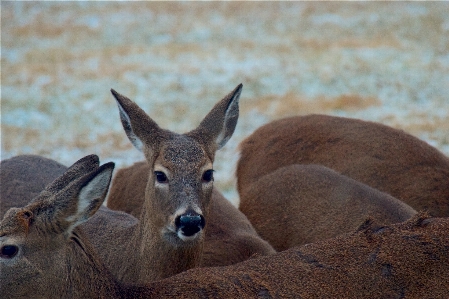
[0,245,19,259]
[155,171,168,183]
[202,170,214,183]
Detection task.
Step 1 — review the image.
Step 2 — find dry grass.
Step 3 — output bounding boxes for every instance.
[2,2,449,204]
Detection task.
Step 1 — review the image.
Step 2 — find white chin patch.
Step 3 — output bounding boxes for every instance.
[177,231,200,242]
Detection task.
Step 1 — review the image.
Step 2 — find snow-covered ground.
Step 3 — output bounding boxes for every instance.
[2,2,448,206]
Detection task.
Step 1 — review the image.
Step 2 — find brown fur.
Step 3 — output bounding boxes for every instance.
[107,161,275,267]
[239,164,417,251]
[237,115,449,217]
[143,213,449,298]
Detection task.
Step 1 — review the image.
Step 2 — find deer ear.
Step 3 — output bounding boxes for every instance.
[63,162,115,234]
[111,89,162,153]
[189,84,242,151]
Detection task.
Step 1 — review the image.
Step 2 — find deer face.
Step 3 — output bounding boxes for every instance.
[148,136,214,244]
[111,84,242,246]
[0,208,46,298]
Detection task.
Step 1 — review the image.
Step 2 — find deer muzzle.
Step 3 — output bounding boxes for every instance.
[175,210,205,240]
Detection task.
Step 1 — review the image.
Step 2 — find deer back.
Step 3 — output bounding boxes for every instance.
[239,164,417,251]
[237,115,449,217]
[0,155,67,218]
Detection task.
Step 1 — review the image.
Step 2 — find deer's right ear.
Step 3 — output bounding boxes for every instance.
[111,89,163,154]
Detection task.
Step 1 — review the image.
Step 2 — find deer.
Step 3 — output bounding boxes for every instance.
[2,159,448,298]
[239,164,417,251]
[237,114,449,217]
[0,155,120,298]
[102,83,274,274]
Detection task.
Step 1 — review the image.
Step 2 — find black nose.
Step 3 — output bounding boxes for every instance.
[175,211,205,237]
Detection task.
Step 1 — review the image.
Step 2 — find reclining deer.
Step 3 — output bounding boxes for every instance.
[1,157,448,298]
[103,84,273,277]
[235,114,449,250]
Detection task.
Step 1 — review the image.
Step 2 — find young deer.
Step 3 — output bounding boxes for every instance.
[2,164,448,299]
[104,84,274,273]
[1,85,274,284]
[239,164,417,251]
[0,156,119,298]
[237,115,449,217]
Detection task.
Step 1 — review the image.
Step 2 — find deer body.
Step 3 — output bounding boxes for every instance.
[2,160,448,299]
[237,115,449,217]
[239,164,417,251]
[147,213,449,299]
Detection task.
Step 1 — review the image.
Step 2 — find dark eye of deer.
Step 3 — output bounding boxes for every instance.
[0,245,19,259]
[155,171,168,183]
[202,170,214,183]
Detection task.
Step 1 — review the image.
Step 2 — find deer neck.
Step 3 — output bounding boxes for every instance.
[67,230,122,298]
[127,192,205,283]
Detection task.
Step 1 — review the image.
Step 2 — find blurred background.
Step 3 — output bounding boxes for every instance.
[2,2,448,206]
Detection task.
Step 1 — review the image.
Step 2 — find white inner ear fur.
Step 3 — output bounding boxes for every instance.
[65,169,113,231]
[117,101,144,152]
[215,94,240,149]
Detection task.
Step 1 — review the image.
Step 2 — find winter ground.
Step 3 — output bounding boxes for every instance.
[1,2,449,206]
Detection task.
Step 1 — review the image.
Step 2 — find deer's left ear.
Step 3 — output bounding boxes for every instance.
[189,84,242,152]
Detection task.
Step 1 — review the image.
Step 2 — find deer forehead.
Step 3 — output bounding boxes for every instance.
[0,209,33,236]
[157,136,212,171]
